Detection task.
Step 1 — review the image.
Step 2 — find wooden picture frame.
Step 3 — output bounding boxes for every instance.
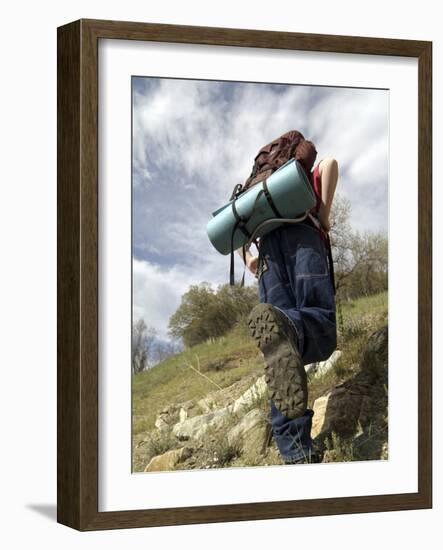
[57,18,432,530]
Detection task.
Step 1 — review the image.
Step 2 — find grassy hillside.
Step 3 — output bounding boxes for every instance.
[132,291,388,470]
[308,291,388,406]
[132,322,263,438]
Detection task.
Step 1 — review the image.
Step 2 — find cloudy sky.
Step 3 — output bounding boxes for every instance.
[132,77,389,340]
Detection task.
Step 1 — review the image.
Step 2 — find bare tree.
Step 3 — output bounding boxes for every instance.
[329,193,388,298]
[132,319,157,374]
[329,194,353,288]
[153,339,182,364]
[347,230,388,297]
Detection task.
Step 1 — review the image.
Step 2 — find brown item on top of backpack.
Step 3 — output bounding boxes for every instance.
[243,130,318,191]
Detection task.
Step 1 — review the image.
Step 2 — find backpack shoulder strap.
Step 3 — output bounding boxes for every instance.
[311,161,323,214]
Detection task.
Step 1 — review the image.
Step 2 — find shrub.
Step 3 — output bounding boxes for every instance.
[141,429,178,463]
[169,282,259,347]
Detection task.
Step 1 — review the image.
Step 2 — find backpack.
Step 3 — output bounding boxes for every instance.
[243,130,318,191]
[235,132,336,295]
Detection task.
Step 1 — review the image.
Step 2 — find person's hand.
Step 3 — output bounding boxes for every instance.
[318,212,331,233]
[321,218,331,233]
[246,255,259,275]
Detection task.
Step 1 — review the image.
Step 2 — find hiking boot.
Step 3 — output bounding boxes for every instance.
[248,303,308,419]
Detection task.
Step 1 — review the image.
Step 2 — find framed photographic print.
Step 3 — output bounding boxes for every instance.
[57,19,432,530]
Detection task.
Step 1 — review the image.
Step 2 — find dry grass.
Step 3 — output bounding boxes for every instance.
[132,291,388,471]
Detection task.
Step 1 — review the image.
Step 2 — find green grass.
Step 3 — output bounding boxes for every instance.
[132,291,388,471]
[340,290,388,323]
[132,321,263,438]
[308,290,388,407]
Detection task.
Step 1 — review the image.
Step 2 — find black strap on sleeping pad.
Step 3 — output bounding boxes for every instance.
[230,201,251,286]
[229,181,286,286]
[229,189,267,286]
[230,221,248,286]
[262,179,282,218]
[231,200,252,239]
[240,244,247,287]
[229,183,244,202]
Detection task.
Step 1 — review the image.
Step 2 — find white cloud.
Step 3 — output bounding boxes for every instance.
[132,78,389,338]
[133,80,388,230]
[133,259,191,340]
[133,255,255,340]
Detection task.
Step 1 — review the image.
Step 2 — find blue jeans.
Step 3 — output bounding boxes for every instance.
[258,221,337,462]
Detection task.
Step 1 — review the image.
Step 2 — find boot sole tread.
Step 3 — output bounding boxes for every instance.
[248,303,307,418]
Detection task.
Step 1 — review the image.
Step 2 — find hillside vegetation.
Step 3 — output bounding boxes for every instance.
[132,291,388,472]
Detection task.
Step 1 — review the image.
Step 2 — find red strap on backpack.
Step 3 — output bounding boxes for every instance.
[307,162,336,295]
[307,162,327,242]
[310,162,322,215]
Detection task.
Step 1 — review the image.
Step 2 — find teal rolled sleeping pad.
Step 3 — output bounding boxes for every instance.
[207,159,316,255]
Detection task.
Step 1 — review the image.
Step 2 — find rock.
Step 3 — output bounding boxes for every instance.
[312,385,365,439]
[232,376,267,414]
[154,416,170,431]
[155,401,196,429]
[144,447,192,472]
[312,326,388,440]
[317,349,343,376]
[197,395,218,414]
[154,405,180,431]
[311,394,329,438]
[305,350,343,377]
[197,375,262,414]
[182,447,193,460]
[357,395,372,428]
[173,407,232,441]
[360,326,388,381]
[178,400,197,423]
[227,408,269,454]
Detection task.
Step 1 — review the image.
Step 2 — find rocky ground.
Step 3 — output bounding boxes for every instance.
[133,320,388,472]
